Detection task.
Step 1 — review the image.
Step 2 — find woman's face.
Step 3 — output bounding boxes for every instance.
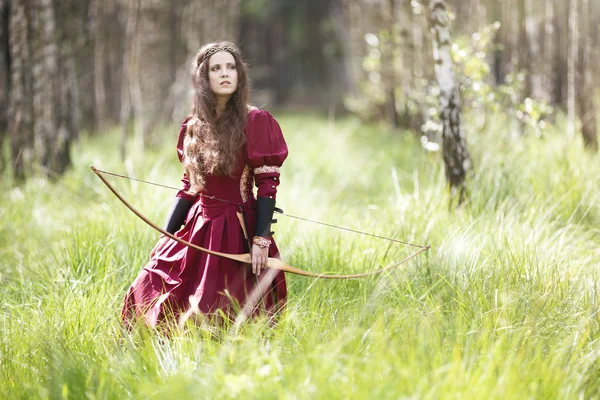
[208,51,238,99]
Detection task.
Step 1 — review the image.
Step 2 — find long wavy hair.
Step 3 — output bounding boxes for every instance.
[183,41,250,194]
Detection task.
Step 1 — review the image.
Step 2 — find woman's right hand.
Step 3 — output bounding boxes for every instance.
[150,235,169,259]
[251,243,269,276]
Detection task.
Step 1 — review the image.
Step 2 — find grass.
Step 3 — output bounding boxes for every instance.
[1,111,600,399]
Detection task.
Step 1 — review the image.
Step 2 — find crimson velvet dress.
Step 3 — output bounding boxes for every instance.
[121,109,288,327]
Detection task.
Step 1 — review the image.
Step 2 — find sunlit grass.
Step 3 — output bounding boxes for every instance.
[1,112,600,399]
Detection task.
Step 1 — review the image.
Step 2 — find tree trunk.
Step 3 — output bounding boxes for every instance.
[506,0,519,70]
[541,0,555,104]
[37,0,61,171]
[552,0,567,106]
[0,0,9,171]
[337,0,364,99]
[577,0,598,151]
[411,1,426,79]
[407,0,430,131]
[491,0,505,85]
[0,0,9,134]
[523,0,543,100]
[119,0,140,161]
[90,0,107,131]
[54,0,78,174]
[428,0,472,205]
[567,0,577,137]
[8,0,34,181]
[66,0,95,133]
[380,0,398,128]
[30,0,76,176]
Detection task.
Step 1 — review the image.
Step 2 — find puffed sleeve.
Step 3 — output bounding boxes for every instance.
[246,110,288,200]
[175,116,198,202]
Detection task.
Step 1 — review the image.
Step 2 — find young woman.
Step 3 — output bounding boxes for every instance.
[121,41,288,328]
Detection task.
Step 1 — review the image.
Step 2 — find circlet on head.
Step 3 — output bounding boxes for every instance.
[198,46,239,67]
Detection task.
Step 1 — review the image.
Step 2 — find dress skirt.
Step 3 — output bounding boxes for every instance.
[121,197,287,328]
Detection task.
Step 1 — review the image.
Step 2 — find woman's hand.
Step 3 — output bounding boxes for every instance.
[251,243,269,276]
[150,235,169,260]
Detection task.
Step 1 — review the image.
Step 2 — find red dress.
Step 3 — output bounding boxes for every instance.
[121,109,288,328]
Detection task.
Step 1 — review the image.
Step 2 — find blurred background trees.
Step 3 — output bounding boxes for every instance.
[1,0,598,189]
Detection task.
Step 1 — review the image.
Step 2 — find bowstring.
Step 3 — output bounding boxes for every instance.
[95,168,428,249]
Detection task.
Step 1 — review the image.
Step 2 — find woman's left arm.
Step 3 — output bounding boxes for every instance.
[246,110,288,275]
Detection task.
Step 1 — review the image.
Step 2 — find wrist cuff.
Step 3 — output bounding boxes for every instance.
[255,197,276,237]
[164,197,195,234]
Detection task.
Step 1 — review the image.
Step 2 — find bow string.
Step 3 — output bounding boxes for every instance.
[91,166,430,279]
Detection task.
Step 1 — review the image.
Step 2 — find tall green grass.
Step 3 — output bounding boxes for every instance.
[1,112,599,399]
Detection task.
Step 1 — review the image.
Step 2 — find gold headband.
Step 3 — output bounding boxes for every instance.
[198,46,239,66]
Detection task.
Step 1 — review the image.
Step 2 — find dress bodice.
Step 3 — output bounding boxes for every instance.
[174,109,288,209]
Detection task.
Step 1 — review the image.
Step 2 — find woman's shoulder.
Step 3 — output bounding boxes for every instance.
[247,106,277,123]
[245,106,287,164]
[245,106,285,147]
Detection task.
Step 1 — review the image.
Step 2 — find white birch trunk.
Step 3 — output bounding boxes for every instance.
[428,0,472,204]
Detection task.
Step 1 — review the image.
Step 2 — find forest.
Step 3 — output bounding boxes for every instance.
[1,0,600,398]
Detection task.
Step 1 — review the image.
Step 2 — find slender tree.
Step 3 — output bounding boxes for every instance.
[428,0,472,205]
[576,0,598,151]
[379,0,399,128]
[567,0,577,138]
[53,0,78,174]
[0,0,9,171]
[119,0,141,161]
[491,0,505,85]
[522,0,543,100]
[36,0,61,171]
[552,0,568,107]
[8,0,34,181]
[541,0,555,104]
[89,0,107,131]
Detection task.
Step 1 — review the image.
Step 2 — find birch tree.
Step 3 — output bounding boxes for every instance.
[428,0,472,204]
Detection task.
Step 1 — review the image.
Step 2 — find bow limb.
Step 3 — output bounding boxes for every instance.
[91,165,429,279]
[92,166,251,264]
[266,245,430,279]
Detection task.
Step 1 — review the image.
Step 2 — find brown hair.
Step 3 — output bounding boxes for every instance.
[183,41,251,194]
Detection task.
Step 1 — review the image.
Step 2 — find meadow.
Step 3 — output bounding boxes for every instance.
[1,112,600,399]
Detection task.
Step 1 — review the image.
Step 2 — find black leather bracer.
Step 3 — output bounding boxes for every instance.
[164,197,195,234]
[255,197,276,238]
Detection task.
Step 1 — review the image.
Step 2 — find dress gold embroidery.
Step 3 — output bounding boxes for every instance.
[254,165,279,174]
[240,165,253,203]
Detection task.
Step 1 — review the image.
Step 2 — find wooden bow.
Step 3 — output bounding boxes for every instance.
[91,166,430,279]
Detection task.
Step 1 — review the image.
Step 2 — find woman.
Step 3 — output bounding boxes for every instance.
[121,41,288,329]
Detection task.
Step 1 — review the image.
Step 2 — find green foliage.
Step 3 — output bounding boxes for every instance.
[241,0,272,19]
[347,20,555,146]
[344,29,431,127]
[1,112,600,398]
[452,23,553,137]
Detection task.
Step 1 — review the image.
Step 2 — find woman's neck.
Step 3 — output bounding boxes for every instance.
[215,96,230,118]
